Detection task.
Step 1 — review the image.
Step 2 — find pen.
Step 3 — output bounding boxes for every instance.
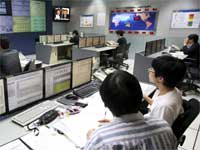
[55,128,82,149]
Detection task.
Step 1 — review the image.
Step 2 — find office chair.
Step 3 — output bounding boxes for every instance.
[180,57,200,95]
[172,98,199,146]
[106,43,131,70]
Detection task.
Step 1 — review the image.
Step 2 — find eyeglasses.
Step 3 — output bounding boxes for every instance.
[148,67,155,73]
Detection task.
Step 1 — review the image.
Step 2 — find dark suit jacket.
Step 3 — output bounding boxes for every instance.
[117,37,127,47]
[182,43,200,67]
[69,35,79,45]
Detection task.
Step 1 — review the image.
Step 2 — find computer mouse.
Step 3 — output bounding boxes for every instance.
[65,94,78,100]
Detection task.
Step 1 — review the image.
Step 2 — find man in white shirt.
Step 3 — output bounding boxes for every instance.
[85,71,177,150]
[144,55,186,126]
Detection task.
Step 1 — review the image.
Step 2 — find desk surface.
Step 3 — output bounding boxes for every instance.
[148,48,187,60]
[82,46,116,52]
[0,83,155,147]
[43,41,73,47]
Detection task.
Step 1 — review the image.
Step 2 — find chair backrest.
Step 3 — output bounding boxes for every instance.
[124,43,131,59]
[172,98,199,139]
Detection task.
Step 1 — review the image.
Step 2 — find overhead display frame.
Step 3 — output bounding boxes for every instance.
[109,7,159,35]
[171,9,200,28]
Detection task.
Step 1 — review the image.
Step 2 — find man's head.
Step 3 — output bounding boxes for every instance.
[100,70,143,117]
[188,34,199,44]
[116,30,124,37]
[72,30,79,36]
[148,55,186,88]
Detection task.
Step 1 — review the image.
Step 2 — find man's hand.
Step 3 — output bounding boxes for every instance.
[184,38,189,46]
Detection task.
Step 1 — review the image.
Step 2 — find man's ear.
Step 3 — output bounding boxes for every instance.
[158,76,164,83]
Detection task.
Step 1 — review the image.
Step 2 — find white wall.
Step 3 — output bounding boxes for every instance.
[53,0,200,58]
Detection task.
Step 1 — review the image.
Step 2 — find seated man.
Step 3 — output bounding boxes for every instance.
[69,30,79,45]
[144,55,186,126]
[181,34,200,67]
[85,70,177,150]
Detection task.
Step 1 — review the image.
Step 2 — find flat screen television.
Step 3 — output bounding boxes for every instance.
[53,7,70,22]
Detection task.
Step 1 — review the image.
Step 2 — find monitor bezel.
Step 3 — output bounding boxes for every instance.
[53,6,70,22]
[0,78,6,116]
[4,68,44,114]
[72,57,93,89]
[44,61,72,99]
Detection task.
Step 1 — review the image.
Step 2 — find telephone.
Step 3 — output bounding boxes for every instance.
[105,40,118,46]
[171,44,180,51]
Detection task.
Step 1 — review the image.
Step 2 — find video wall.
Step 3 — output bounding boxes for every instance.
[110,11,157,31]
[0,0,46,34]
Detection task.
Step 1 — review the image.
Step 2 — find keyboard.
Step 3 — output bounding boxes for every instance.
[12,101,59,126]
[73,83,99,98]
[53,41,63,44]
[95,45,106,48]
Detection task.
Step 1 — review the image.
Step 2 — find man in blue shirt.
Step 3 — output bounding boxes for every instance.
[85,70,177,150]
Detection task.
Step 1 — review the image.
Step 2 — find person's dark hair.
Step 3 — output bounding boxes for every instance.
[0,38,9,49]
[72,30,79,36]
[99,70,143,117]
[188,34,199,43]
[152,55,186,88]
[116,30,125,36]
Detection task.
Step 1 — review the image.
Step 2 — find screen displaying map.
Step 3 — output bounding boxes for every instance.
[110,11,157,31]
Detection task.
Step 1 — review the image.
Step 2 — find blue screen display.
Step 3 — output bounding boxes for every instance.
[110,12,157,31]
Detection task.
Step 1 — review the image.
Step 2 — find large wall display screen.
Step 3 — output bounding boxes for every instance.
[0,0,46,34]
[110,11,157,31]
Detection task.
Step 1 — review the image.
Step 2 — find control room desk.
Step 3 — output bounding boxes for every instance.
[81,46,117,68]
[0,83,155,148]
[148,48,188,60]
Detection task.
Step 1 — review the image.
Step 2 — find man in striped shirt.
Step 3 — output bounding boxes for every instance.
[85,71,177,150]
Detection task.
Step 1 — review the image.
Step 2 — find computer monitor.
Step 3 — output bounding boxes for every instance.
[78,37,86,48]
[144,41,152,56]
[0,79,6,115]
[54,35,61,42]
[86,37,93,47]
[151,40,157,54]
[161,39,166,50]
[93,37,100,46]
[45,62,71,98]
[61,34,67,41]
[99,36,105,45]
[0,49,22,76]
[156,40,162,52]
[47,35,54,43]
[6,70,43,112]
[72,58,92,88]
[39,35,47,43]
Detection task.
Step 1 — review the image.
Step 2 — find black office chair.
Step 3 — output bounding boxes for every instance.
[106,43,131,70]
[172,98,199,146]
[179,58,200,95]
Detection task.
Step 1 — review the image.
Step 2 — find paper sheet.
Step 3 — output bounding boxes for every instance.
[0,139,29,150]
[20,126,76,150]
[97,13,106,26]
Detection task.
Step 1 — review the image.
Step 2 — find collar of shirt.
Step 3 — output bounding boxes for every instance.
[113,112,144,123]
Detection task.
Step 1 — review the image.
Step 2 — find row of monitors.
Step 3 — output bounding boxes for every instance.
[79,36,106,48]
[0,58,92,115]
[145,39,166,56]
[39,34,72,44]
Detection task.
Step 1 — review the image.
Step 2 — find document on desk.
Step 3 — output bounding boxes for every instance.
[140,82,156,96]
[20,126,76,150]
[49,118,87,148]
[0,139,29,150]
